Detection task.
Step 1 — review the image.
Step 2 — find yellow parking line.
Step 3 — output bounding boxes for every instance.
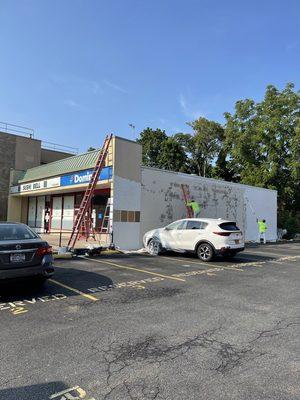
[49,279,99,302]
[159,255,244,271]
[82,257,186,282]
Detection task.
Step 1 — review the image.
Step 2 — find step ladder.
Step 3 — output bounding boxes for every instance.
[181,184,193,218]
[100,198,112,234]
[67,134,113,250]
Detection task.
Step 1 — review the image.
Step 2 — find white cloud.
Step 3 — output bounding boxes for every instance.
[103,79,127,93]
[179,94,204,119]
[50,74,101,95]
[50,74,128,96]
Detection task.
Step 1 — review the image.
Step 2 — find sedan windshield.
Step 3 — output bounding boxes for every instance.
[0,225,37,241]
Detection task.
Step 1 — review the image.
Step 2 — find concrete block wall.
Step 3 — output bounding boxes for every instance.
[0,131,42,221]
[113,175,142,249]
[140,167,277,244]
[0,133,16,220]
[2,131,74,222]
[111,137,143,249]
[41,148,73,164]
[244,186,277,242]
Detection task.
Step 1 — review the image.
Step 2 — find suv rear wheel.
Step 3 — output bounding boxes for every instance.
[147,239,162,256]
[197,243,214,262]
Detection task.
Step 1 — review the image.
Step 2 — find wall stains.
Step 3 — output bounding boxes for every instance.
[141,169,247,239]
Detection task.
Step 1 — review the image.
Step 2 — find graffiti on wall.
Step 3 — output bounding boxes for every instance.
[141,171,246,235]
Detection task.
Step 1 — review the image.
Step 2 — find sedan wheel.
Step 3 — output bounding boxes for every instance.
[197,243,214,262]
[147,239,161,256]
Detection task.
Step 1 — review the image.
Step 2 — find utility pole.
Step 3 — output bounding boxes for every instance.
[129,123,136,139]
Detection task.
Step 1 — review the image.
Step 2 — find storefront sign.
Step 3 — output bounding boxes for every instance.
[47,177,61,188]
[12,167,112,194]
[20,177,60,193]
[60,166,112,186]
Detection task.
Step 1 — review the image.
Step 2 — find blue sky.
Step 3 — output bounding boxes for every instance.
[0,0,299,152]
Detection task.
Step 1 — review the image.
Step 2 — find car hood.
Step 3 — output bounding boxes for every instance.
[144,228,165,237]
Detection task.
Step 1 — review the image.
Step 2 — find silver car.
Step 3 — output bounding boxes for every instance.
[0,222,54,285]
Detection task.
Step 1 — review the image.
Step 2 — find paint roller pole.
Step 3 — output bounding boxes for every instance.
[246,197,258,219]
[245,197,261,243]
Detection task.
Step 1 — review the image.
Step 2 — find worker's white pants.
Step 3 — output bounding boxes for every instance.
[258,232,266,244]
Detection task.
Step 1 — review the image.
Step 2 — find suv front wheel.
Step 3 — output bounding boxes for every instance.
[147,238,162,256]
[197,243,214,262]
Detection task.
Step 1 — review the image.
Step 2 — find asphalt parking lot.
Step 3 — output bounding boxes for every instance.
[0,243,299,400]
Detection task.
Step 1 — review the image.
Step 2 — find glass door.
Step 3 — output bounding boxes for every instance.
[36,196,45,233]
[51,197,62,230]
[62,195,74,230]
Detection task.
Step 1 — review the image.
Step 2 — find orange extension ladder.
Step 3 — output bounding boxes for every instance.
[181,184,193,218]
[67,134,113,250]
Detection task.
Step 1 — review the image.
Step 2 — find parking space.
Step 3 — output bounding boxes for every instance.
[1,243,299,399]
[1,244,299,318]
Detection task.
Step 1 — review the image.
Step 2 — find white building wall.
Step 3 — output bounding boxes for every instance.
[244,186,277,242]
[113,175,141,249]
[140,167,277,246]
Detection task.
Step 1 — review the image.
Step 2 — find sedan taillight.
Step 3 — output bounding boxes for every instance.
[36,246,52,256]
[213,232,231,236]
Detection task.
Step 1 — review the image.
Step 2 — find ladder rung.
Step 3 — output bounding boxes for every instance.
[67,133,112,249]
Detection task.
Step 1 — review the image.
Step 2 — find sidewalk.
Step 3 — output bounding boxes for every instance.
[40,232,111,252]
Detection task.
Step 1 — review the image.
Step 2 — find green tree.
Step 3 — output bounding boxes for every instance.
[175,118,224,177]
[157,137,188,172]
[137,128,168,167]
[173,132,197,173]
[224,83,300,214]
[87,147,96,152]
[212,145,236,182]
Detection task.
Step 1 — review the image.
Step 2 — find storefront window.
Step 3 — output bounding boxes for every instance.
[28,197,36,228]
[36,196,45,231]
[75,193,83,207]
[51,197,62,229]
[27,196,46,233]
[62,195,74,230]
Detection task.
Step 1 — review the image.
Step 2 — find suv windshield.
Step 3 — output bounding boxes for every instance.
[0,224,37,241]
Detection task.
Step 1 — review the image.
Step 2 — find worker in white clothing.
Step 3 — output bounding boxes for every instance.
[257,219,267,244]
[44,209,50,234]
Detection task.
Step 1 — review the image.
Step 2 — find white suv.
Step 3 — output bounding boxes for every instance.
[143,218,244,261]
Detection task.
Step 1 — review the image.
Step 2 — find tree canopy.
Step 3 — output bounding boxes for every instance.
[224,83,300,214]
[136,83,300,230]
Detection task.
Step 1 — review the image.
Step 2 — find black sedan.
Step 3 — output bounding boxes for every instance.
[0,222,54,285]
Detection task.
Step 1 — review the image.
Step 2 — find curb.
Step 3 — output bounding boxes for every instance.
[245,239,300,248]
[53,249,122,259]
[53,252,73,259]
[100,249,123,255]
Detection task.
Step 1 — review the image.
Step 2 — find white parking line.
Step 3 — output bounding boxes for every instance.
[158,255,244,271]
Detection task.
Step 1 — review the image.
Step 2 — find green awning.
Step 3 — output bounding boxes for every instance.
[19,149,102,183]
